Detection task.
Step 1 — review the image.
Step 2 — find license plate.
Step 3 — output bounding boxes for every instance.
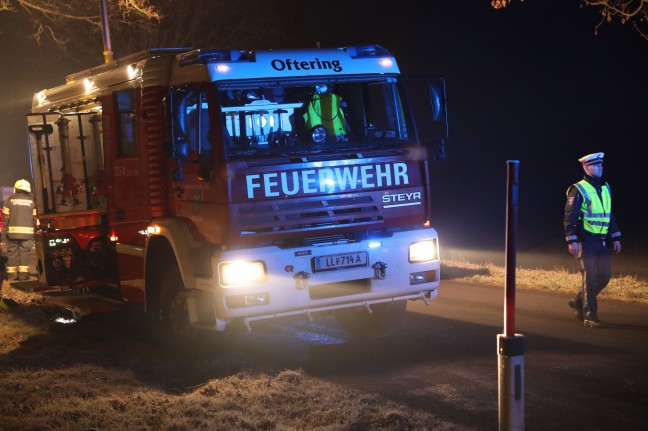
[313,251,368,272]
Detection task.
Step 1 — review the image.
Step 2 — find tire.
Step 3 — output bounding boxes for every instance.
[335,300,407,339]
[159,266,201,343]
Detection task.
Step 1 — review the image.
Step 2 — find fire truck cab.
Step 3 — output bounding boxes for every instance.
[26,45,448,339]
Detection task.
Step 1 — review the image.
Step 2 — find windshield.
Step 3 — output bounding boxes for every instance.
[217,78,411,159]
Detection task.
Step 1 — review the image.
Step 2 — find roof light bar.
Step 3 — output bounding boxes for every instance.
[344,45,392,59]
[179,49,253,67]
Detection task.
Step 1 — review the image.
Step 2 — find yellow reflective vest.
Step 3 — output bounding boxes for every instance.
[571,180,611,235]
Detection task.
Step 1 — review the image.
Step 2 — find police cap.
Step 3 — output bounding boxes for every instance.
[578,152,604,166]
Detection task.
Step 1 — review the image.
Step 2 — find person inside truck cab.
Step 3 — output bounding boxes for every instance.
[302,85,349,140]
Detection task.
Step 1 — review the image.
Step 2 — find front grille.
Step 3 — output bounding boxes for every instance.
[237,195,382,236]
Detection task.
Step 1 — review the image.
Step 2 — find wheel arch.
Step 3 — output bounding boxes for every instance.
[144,235,179,318]
[143,217,211,317]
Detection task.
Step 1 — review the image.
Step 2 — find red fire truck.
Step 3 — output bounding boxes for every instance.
[25,45,448,339]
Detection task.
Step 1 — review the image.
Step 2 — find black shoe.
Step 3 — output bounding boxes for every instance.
[583,319,603,328]
[568,300,584,321]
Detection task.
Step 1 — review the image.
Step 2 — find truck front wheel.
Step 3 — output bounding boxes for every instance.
[335,300,407,339]
[159,268,199,342]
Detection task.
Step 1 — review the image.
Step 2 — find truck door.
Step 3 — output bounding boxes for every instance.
[102,88,151,280]
[167,86,228,243]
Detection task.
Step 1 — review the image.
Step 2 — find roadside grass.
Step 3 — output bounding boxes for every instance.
[441,259,648,304]
[0,363,456,431]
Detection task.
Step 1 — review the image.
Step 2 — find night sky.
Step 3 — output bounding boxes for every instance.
[1,0,646,269]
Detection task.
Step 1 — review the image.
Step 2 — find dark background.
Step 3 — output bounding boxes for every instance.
[297,0,648,272]
[1,0,646,272]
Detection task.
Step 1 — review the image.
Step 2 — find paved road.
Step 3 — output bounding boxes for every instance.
[232,280,648,430]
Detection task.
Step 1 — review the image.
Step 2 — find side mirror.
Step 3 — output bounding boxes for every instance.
[402,75,449,161]
[429,80,447,123]
[429,78,448,160]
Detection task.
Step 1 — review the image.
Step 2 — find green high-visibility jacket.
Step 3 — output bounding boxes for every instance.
[571,180,611,235]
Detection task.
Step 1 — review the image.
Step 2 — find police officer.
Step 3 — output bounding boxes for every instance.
[1,179,37,281]
[564,152,621,328]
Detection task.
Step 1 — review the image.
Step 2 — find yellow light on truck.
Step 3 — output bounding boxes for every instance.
[147,225,161,235]
[219,261,266,287]
[409,239,438,263]
[83,78,95,93]
[37,91,47,105]
[127,64,141,79]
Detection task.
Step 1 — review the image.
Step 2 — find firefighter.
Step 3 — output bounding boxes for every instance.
[1,179,37,281]
[564,152,621,328]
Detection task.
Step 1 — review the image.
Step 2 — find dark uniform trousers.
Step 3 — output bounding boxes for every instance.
[6,238,34,279]
[575,235,612,321]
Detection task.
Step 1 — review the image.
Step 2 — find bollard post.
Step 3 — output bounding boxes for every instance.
[498,160,525,430]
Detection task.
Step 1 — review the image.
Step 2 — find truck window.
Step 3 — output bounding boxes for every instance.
[168,88,213,181]
[115,90,137,157]
[170,89,212,156]
[217,78,411,159]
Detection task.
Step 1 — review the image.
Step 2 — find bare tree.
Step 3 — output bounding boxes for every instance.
[0,0,158,47]
[491,0,648,41]
[1,0,298,68]
[116,0,298,52]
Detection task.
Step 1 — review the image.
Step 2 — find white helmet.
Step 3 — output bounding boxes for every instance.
[14,179,31,193]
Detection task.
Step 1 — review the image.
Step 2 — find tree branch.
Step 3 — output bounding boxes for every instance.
[584,0,646,19]
[491,0,648,42]
[1,0,160,47]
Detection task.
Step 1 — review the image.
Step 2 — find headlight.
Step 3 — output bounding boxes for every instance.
[219,260,266,287]
[409,239,438,263]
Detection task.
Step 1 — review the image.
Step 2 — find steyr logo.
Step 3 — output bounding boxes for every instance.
[382,191,422,208]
